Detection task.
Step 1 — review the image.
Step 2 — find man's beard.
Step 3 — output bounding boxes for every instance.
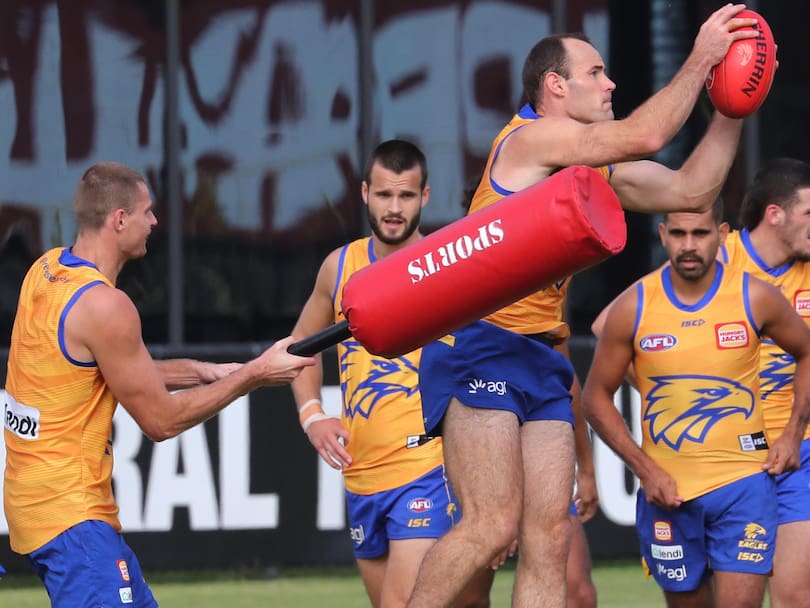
[673,253,711,280]
[368,209,420,246]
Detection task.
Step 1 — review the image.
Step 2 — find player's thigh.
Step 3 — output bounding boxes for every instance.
[442,397,522,517]
[663,579,713,608]
[356,555,388,608]
[379,537,436,607]
[770,520,810,607]
[712,570,768,608]
[520,419,575,525]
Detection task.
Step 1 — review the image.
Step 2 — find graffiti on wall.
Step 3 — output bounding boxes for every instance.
[0,0,608,342]
[1,0,608,241]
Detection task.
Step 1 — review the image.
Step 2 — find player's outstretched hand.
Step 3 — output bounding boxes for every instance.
[252,336,316,385]
[691,3,759,69]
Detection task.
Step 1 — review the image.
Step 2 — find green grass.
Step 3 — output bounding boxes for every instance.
[0,560,668,607]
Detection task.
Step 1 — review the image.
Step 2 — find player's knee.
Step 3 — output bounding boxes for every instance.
[770,588,810,608]
[567,580,597,608]
[519,514,571,563]
[459,497,520,546]
[534,512,572,544]
[488,506,521,549]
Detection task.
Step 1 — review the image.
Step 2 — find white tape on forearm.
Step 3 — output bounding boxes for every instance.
[302,412,333,433]
[297,398,322,414]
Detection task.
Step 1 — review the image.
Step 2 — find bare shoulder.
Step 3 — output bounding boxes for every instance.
[321,246,344,273]
[504,115,579,163]
[293,245,347,336]
[60,283,141,362]
[602,283,641,337]
[747,274,783,302]
[314,246,345,293]
[747,274,790,315]
[71,283,141,342]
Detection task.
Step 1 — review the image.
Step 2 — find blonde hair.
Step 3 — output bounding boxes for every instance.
[73,162,146,230]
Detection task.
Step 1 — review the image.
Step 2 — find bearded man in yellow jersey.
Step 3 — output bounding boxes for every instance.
[583,201,810,608]
[4,162,315,607]
[410,6,760,607]
[291,140,494,608]
[718,158,810,607]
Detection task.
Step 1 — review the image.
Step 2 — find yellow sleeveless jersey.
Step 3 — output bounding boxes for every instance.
[721,229,810,441]
[633,262,768,500]
[468,103,612,336]
[333,238,443,494]
[4,248,120,554]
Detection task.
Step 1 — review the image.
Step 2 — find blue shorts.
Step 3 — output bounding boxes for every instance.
[773,437,810,525]
[418,320,574,435]
[636,472,776,592]
[345,465,459,559]
[28,520,157,608]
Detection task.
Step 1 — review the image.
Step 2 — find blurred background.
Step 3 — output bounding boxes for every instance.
[0,0,807,574]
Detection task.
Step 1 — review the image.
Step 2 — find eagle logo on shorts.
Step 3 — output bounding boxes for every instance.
[744,522,767,539]
[759,340,795,400]
[644,375,755,450]
[339,340,419,419]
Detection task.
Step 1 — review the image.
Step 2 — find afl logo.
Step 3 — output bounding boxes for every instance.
[639,334,677,352]
[408,498,433,513]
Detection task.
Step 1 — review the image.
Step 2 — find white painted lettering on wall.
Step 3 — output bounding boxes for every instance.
[593,385,643,527]
[0,383,634,534]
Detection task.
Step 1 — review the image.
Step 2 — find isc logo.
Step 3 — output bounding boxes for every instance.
[681,319,705,327]
[407,518,432,528]
[737,551,765,563]
[639,334,677,352]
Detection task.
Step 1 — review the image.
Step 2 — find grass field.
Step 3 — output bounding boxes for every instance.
[0,560,673,607]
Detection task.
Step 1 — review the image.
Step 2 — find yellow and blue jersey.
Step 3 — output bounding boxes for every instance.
[633,262,768,500]
[4,248,120,554]
[721,229,810,441]
[468,103,612,337]
[334,238,444,495]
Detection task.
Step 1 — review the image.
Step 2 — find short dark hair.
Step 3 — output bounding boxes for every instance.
[739,158,810,230]
[363,140,428,189]
[521,32,592,110]
[664,197,725,226]
[73,162,147,230]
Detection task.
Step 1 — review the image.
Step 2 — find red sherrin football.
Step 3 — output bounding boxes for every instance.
[705,10,776,119]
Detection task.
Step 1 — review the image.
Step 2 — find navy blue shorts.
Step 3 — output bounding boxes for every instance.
[418,320,574,435]
[636,472,776,592]
[774,437,810,525]
[345,465,458,559]
[28,520,157,607]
